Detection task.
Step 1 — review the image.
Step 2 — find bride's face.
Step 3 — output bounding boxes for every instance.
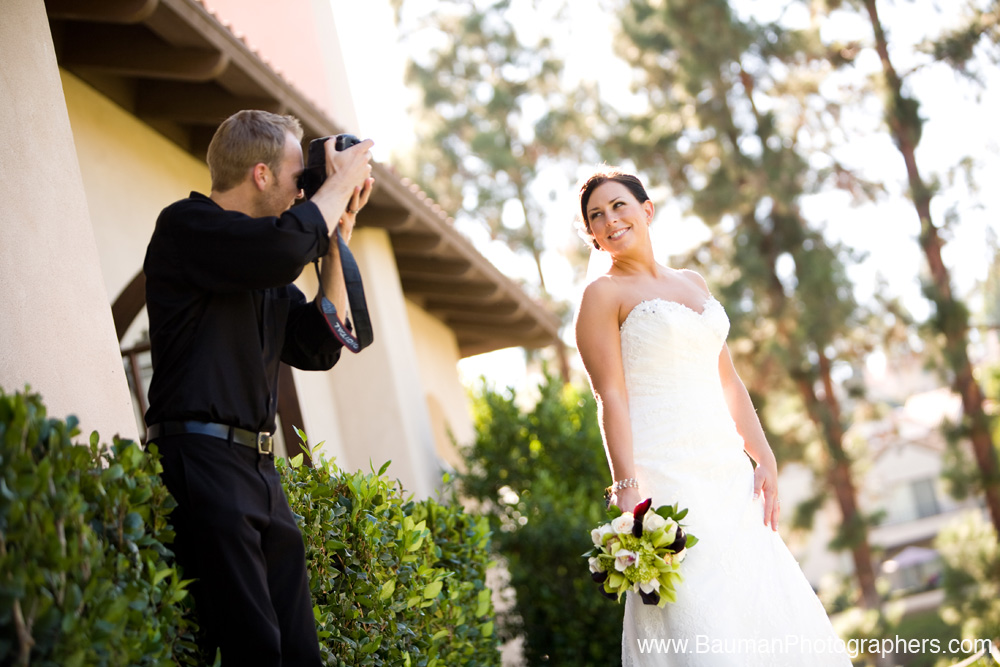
[585,181,654,253]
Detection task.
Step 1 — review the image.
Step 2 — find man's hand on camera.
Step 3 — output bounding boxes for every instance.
[308,138,374,232]
[336,177,374,245]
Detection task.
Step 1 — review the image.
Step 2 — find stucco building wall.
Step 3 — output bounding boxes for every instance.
[60,69,209,348]
[406,301,476,470]
[0,0,137,440]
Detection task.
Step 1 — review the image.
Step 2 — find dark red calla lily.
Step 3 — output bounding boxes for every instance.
[632,498,653,537]
[639,588,661,605]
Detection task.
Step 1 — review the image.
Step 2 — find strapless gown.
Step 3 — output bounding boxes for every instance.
[619,297,851,666]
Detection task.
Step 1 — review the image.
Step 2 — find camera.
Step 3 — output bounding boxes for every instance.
[297,133,363,199]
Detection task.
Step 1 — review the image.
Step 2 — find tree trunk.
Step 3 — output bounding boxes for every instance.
[864,0,1000,539]
[793,356,881,610]
[527,227,571,384]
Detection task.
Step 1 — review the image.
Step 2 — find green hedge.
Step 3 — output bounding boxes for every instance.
[0,388,499,666]
[282,435,499,667]
[0,388,197,667]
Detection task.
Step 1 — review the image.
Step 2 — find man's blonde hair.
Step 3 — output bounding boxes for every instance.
[206,110,304,192]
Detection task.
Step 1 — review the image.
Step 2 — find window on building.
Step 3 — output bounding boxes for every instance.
[122,341,293,459]
[122,342,152,440]
[880,476,942,524]
[911,478,941,519]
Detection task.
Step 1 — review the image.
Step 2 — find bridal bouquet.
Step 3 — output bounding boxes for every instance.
[584,498,697,607]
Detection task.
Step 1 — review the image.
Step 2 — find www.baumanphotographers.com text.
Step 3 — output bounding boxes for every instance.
[636,635,993,660]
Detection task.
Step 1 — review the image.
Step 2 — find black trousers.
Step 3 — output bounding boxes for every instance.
[154,432,322,666]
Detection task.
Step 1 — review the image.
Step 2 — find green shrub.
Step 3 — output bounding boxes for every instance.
[460,372,624,665]
[0,387,498,667]
[281,437,500,667]
[936,511,1000,652]
[0,387,196,666]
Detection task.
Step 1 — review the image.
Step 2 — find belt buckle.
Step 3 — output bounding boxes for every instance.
[257,431,274,455]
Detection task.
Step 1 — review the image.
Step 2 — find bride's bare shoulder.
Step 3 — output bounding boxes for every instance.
[579,275,623,310]
[577,277,628,329]
[676,268,711,294]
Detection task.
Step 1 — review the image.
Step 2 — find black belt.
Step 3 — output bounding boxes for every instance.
[146,421,274,455]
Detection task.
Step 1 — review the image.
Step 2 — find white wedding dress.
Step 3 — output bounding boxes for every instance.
[619,296,851,666]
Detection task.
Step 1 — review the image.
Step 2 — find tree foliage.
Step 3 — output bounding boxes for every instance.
[936,511,1000,652]
[398,0,576,297]
[609,0,885,609]
[839,0,1000,538]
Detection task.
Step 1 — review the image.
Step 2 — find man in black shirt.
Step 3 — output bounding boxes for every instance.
[144,109,373,665]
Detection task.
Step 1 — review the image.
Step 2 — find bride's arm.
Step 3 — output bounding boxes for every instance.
[575,281,641,512]
[718,344,781,531]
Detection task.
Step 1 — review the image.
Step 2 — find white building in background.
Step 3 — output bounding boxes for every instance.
[1,0,560,498]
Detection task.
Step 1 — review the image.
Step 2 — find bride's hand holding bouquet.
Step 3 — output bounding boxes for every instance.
[611,486,642,514]
[584,498,697,608]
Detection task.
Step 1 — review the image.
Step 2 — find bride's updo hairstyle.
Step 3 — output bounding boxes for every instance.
[577,166,650,250]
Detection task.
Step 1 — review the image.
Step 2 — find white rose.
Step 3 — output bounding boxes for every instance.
[588,557,605,573]
[614,549,637,572]
[675,548,687,564]
[591,523,614,547]
[642,512,667,533]
[611,513,635,535]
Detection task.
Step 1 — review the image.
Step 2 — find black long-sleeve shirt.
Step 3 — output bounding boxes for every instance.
[143,192,342,433]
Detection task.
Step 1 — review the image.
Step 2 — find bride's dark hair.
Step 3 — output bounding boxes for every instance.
[577,166,650,250]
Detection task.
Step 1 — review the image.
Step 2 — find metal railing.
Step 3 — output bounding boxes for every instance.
[948,640,1000,667]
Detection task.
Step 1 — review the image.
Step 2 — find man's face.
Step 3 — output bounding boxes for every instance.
[261,132,304,217]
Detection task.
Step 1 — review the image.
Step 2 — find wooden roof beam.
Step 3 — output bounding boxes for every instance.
[390,232,445,254]
[46,0,160,23]
[396,256,473,279]
[423,300,525,317]
[402,279,500,300]
[358,209,418,232]
[62,26,229,81]
[136,81,278,123]
[435,310,534,327]
[448,320,544,338]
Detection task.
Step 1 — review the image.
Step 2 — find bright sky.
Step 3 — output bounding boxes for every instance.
[332,0,1000,390]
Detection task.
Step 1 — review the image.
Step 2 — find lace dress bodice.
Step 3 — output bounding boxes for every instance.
[618,296,850,666]
[620,297,753,528]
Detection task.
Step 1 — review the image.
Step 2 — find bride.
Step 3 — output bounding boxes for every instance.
[574,167,851,666]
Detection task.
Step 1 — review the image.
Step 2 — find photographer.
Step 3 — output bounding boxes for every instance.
[143,109,373,665]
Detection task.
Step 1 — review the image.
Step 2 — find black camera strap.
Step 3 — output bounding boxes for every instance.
[313,232,373,353]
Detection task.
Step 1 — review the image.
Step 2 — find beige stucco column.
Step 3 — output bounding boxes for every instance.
[324,228,442,497]
[0,0,138,440]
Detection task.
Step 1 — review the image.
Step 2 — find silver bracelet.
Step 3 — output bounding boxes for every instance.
[611,477,639,493]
